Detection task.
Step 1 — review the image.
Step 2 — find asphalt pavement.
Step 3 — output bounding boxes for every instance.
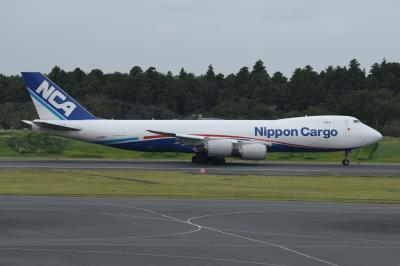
[0,159,399,176]
[0,197,399,266]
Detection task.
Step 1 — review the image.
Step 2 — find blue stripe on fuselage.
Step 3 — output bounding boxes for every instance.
[95,137,139,145]
[108,138,194,153]
[97,137,341,153]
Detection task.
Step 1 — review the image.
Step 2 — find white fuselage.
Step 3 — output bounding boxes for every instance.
[33,115,382,153]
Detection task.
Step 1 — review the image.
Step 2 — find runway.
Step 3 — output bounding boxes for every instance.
[0,159,399,176]
[0,197,399,266]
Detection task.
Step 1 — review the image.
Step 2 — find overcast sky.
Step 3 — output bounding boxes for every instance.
[1,0,399,76]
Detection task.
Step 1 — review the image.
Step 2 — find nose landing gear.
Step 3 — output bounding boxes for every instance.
[342,158,350,166]
[342,149,351,166]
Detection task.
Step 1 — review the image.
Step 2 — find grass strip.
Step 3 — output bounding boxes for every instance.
[0,169,399,203]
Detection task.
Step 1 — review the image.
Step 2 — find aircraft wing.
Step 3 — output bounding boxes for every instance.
[146,130,271,147]
[146,130,208,146]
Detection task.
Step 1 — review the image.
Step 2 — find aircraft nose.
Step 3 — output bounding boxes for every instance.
[375,129,383,141]
[369,127,383,143]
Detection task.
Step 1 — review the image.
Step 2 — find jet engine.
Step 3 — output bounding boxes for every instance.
[204,139,233,157]
[239,143,267,160]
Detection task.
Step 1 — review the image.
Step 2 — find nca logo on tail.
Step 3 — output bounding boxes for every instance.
[36,80,76,117]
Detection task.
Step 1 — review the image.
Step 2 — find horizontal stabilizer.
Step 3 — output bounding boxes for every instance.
[21,120,33,126]
[32,120,81,131]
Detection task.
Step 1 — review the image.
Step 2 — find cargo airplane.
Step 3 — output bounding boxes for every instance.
[21,72,382,166]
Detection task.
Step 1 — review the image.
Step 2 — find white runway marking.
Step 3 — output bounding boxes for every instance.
[210,227,400,244]
[105,203,340,266]
[0,201,285,266]
[186,214,340,266]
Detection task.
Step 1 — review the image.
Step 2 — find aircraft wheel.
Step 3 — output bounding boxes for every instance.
[342,159,350,166]
[210,157,226,165]
[192,154,209,164]
[218,158,226,165]
[201,155,210,164]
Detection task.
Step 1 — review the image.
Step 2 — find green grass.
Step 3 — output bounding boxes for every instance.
[0,170,399,203]
[0,131,191,160]
[0,131,399,163]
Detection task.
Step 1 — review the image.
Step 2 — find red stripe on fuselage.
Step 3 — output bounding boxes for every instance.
[143,134,169,139]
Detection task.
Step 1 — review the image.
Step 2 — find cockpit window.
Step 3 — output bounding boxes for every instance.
[354,120,360,123]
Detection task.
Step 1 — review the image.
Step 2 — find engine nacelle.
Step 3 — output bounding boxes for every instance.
[205,139,233,157]
[239,143,267,160]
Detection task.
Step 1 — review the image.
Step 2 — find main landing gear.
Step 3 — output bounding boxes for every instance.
[192,153,226,165]
[342,149,350,166]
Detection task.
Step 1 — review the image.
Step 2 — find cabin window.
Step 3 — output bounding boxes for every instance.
[354,120,360,123]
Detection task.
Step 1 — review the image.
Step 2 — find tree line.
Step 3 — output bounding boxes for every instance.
[0,59,399,136]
